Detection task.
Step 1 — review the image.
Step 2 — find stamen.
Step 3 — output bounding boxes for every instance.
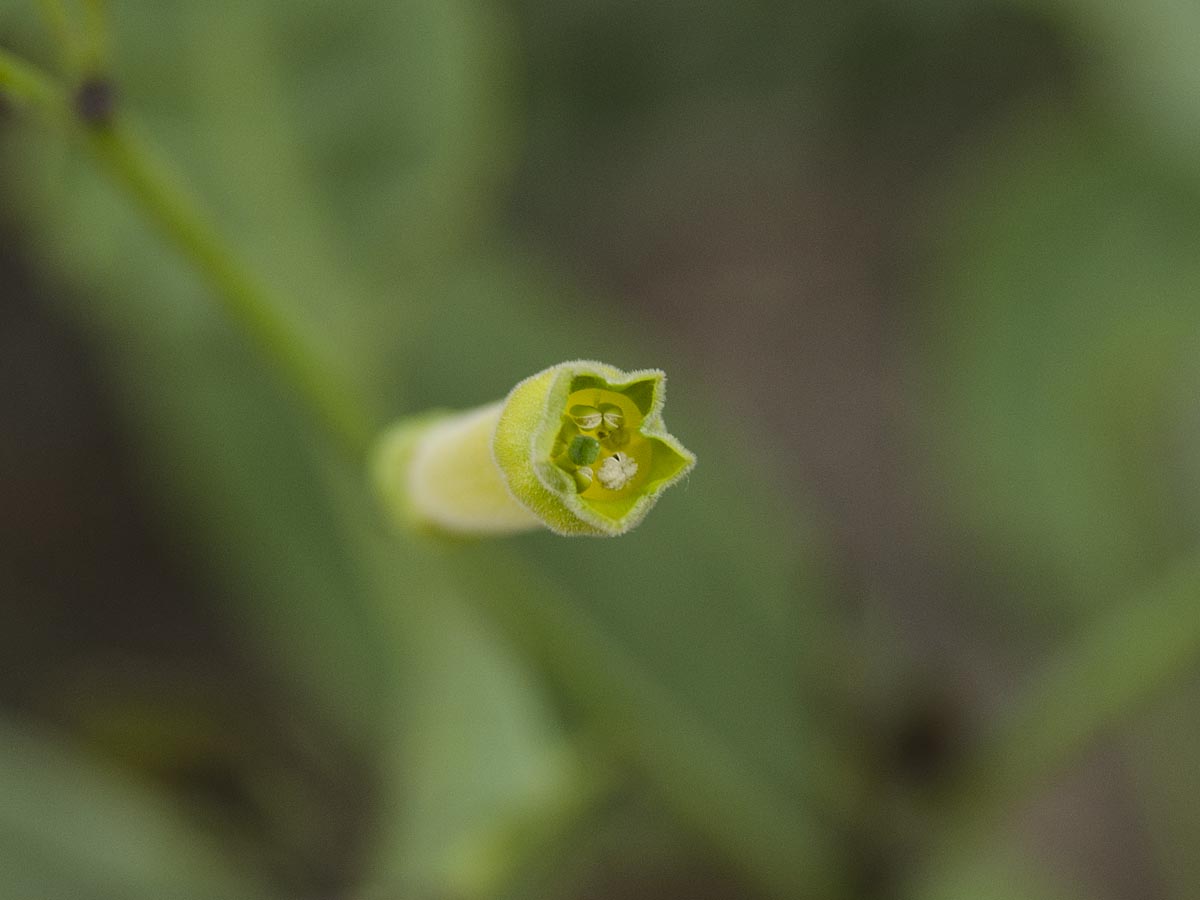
[599,404,624,429]
[570,405,603,430]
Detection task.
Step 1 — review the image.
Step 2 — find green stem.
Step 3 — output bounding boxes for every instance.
[84,122,375,454]
[926,552,1200,875]
[0,46,67,115]
[81,0,111,70]
[35,0,80,68]
[0,48,375,455]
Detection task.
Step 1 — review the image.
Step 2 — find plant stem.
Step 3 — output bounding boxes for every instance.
[35,0,80,68]
[80,0,111,70]
[0,46,67,115]
[84,122,376,454]
[0,48,375,456]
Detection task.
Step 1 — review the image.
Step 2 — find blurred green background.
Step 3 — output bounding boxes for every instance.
[2,1,1200,898]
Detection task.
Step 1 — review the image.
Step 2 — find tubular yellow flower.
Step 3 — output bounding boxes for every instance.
[372,361,696,537]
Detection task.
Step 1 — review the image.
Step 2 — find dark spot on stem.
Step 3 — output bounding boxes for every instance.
[75,76,117,126]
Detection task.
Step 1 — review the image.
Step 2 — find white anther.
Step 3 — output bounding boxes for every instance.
[570,405,603,430]
[597,452,638,490]
[600,404,624,429]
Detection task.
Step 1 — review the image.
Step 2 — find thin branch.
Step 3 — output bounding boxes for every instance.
[0,47,374,455]
[80,0,111,71]
[35,0,80,68]
[0,46,67,117]
[83,121,377,454]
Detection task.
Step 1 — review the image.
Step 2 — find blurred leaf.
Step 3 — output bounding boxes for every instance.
[0,717,274,900]
[100,326,398,747]
[108,0,518,274]
[1030,0,1200,185]
[920,104,1200,614]
[275,0,520,276]
[444,542,843,899]
[357,553,587,899]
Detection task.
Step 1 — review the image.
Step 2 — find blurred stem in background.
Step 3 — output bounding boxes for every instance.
[29,0,110,82]
[6,3,1200,897]
[34,0,76,67]
[0,40,63,112]
[0,47,376,456]
[80,0,110,70]
[85,122,379,455]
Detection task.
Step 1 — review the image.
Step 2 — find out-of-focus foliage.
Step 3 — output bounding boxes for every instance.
[924,107,1200,614]
[0,717,274,900]
[3,0,1200,899]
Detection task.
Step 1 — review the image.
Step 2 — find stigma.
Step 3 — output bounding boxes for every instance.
[596,452,638,490]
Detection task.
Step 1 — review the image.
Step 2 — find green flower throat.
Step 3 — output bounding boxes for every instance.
[553,387,649,497]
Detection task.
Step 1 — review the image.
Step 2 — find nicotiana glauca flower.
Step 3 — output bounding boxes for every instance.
[372,361,696,537]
